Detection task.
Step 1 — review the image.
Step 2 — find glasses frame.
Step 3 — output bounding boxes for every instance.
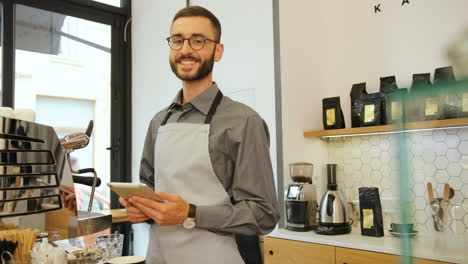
[166,35,219,50]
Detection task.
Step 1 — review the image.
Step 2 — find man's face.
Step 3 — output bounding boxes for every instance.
[169,16,222,81]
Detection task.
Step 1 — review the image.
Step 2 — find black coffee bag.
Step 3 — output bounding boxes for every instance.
[384,88,408,124]
[359,187,384,237]
[322,96,345,130]
[380,76,398,125]
[350,83,367,128]
[359,93,382,126]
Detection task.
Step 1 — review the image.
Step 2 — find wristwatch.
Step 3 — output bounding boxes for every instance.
[183,203,196,229]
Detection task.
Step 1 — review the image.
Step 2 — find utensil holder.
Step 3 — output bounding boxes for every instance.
[431,199,450,232]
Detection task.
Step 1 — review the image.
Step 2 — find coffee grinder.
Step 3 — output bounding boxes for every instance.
[285,162,318,231]
[316,164,352,235]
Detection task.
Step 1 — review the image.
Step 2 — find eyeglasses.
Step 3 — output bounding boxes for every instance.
[166,35,219,50]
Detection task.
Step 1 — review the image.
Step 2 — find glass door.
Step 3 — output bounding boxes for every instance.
[13,4,112,211]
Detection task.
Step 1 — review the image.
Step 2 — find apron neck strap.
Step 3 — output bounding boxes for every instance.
[160,90,224,126]
[204,90,223,124]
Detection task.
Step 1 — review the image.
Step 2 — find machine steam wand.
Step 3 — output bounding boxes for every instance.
[60,120,101,212]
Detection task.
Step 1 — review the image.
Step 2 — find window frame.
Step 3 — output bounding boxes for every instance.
[0,0,132,214]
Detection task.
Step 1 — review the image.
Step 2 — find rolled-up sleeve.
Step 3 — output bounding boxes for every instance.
[196,115,280,235]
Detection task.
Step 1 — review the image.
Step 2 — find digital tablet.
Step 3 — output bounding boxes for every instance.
[107,182,163,202]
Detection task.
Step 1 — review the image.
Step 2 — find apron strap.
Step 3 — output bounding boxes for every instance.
[160,90,223,126]
[204,90,223,124]
[160,103,177,126]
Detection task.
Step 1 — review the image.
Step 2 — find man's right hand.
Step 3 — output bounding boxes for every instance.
[119,197,150,223]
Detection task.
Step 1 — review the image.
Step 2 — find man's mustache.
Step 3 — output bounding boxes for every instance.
[176,55,201,63]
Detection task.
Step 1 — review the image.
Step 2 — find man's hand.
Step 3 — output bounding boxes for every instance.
[129,191,189,226]
[60,184,77,212]
[119,197,150,223]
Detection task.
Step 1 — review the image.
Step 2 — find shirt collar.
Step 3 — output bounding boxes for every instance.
[170,83,220,115]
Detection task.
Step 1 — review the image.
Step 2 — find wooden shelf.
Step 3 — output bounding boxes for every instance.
[304,117,468,138]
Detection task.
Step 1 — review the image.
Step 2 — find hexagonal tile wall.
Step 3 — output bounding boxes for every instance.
[326,128,468,233]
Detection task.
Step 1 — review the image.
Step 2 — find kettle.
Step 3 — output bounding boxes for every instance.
[316,164,351,235]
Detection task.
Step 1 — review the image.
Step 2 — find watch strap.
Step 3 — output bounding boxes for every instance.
[187,203,196,219]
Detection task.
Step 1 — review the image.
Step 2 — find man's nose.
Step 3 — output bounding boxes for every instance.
[180,39,193,53]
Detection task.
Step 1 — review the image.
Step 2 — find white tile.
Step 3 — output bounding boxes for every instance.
[434,156,449,169]
[351,148,361,158]
[447,163,463,177]
[381,164,392,178]
[370,158,382,170]
[379,139,390,151]
[446,128,458,134]
[450,205,466,220]
[433,130,448,142]
[360,139,371,151]
[379,151,391,164]
[411,156,425,169]
[413,183,426,197]
[390,157,401,169]
[450,220,467,234]
[435,170,450,184]
[422,135,435,149]
[352,159,363,170]
[410,143,424,156]
[343,141,353,153]
[452,190,464,204]
[370,146,381,158]
[423,130,433,136]
[381,188,393,197]
[449,177,464,191]
[361,153,371,164]
[423,163,437,177]
[447,134,461,148]
[361,164,372,177]
[460,170,468,183]
[458,141,468,155]
[434,142,448,156]
[422,149,436,163]
[462,185,468,198]
[457,128,468,140]
[460,155,468,170]
[351,136,361,147]
[414,210,427,224]
[463,213,468,230]
[370,171,382,186]
[409,132,423,144]
[369,136,380,146]
[412,170,425,184]
[446,149,461,162]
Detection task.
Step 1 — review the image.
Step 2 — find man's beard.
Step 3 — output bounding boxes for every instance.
[170,51,215,81]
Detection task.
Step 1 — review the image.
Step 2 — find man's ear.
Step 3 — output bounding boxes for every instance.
[214,43,224,62]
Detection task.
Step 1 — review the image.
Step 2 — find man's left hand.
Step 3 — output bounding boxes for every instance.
[129,191,190,226]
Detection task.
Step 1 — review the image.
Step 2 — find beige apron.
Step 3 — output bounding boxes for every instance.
[146,91,244,264]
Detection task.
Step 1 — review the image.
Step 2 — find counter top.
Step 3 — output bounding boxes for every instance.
[267,228,468,264]
[96,209,129,223]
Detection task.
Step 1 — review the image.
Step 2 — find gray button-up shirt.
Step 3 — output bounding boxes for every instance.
[140,83,280,235]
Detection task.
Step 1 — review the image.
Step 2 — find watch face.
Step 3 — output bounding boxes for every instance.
[183,218,195,229]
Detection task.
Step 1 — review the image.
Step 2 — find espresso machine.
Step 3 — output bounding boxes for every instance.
[316,164,352,235]
[285,162,318,231]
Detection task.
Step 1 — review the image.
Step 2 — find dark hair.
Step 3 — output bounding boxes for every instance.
[172,6,221,42]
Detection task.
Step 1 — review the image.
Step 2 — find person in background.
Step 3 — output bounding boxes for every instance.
[119,6,279,264]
